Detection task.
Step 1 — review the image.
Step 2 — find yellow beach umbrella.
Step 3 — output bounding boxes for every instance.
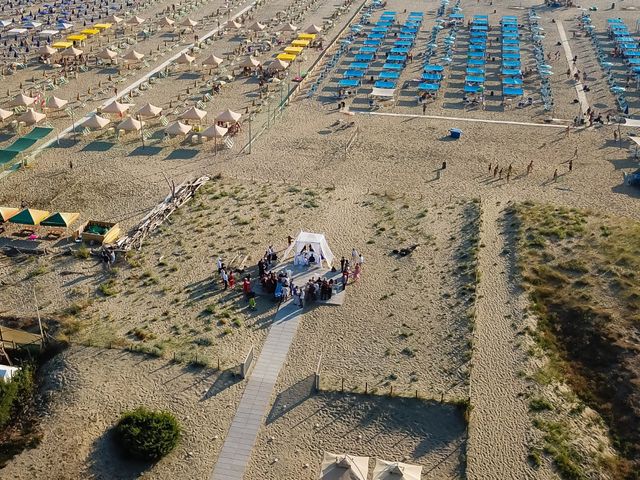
[291,39,310,47]
[284,46,303,55]
[52,41,73,49]
[298,33,316,40]
[81,28,100,35]
[0,207,20,222]
[67,34,87,41]
[9,208,50,226]
[277,53,296,62]
[94,23,112,30]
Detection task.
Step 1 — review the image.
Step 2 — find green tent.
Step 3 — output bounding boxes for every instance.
[40,212,79,228]
[23,127,53,140]
[8,208,50,225]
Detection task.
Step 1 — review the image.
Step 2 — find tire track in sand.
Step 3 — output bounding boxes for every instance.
[467,201,538,480]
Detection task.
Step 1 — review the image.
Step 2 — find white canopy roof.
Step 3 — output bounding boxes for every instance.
[267,59,289,71]
[46,96,68,109]
[165,121,192,136]
[279,23,298,32]
[176,52,195,64]
[319,452,368,480]
[9,93,36,107]
[0,365,20,382]
[102,100,133,114]
[202,54,223,66]
[283,231,335,267]
[105,15,123,24]
[128,16,146,25]
[8,28,27,35]
[249,21,266,31]
[122,50,144,61]
[180,18,197,27]
[215,108,241,123]
[18,109,46,125]
[82,114,110,129]
[230,20,242,29]
[240,55,261,68]
[97,48,117,60]
[38,45,57,55]
[0,108,14,121]
[62,46,83,57]
[372,459,422,480]
[370,87,395,97]
[136,103,162,117]
[201,124,227,138]
[117,116,144,131]
[622,118,640,128]
[180,106,207,121]
[305,24,322,34]
[160,17,175,27]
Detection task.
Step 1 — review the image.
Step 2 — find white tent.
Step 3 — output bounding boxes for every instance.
[282,231,335,267]
[0,365,20,383]
[370,87,395,98]
[319,452,368,480]
[372,459,422,480]
[82,114,110,130]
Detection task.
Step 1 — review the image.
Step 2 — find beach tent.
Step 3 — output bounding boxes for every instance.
[240,56,261,68]
[9,93,36,107]
[160,17,175,28]
[215,108,241,124]
[9,208,50,225]
[0,207,19,222]
[318,452,368,480]
[61,46,83,57]
[38,45,57,56]
[372,459,422,480]
[45,96,68,110]
[201,124,227,139]
[82,114,110,130]
[282,231,335,267]
[249,21,266,32]
[201,54,223,66]
[180,106,207,122]
[280,23,298,32]
[97,48,117,60]
[180,18,197,28]
[230,20,243,29]
[0,365,20,383]
[102,100,133,115]
[0,109,14,121]
[267,58,289,71]
[41,212,79,228]
[136,103,162,118]
[18,109,46,125]
[176,52,195,65]
[122,50,144,62]
[117,116,144,132]
[165,121,192,136]
[305,24,322,34]
[105,15,123,24]
[128,16,146,26]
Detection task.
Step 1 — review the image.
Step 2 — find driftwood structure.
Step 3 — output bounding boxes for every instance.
[114,175,210,252]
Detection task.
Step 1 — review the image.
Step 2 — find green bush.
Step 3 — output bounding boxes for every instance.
[115,407,180,460]
[0,364,35,429]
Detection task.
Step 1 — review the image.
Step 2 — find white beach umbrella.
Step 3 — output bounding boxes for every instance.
[215,108,241,123]
[179,106,207,121]
[9,93,36,107]
[201,124,227,138]
[372,459,422,480]
[82,114,110,129]
[201,54,223,66]
[136,103,162,118]
[122,50,144,62]
[117,116,144,131]
[18,108,46,125]
[319,453,368,480]
[165,121,192,136]
[229,20,242,29]
[45,96,68,110]
[305,24,322,34]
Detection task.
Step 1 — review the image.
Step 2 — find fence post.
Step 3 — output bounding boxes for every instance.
[390,385,393,397]
[217,357,220,370]
[341,378,344,393]
[365,382,368,394]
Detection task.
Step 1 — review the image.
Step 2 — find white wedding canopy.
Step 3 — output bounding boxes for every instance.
[318,452,368,480]
[283,231,335,267]
[372,459,422,480]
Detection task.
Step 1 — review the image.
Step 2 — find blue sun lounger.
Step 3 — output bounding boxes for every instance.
[418,82,440,91]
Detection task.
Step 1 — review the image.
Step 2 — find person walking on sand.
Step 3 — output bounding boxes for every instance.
[553,168,558,182]
[498,168,503,180]
[568,158,573,172]
[614,130,618,142]
[228,271,236,289]
[574,146,578,158]
[488,162,492,174]
[527,160,533,175]
[352,248,359,265]
[221,269,229,290]
[493,165,498,178]
[565,125,570,137]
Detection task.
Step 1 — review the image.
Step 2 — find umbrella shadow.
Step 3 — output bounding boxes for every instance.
[164,148,199,160]
[82,141,114,152]
[129,146,163,156]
